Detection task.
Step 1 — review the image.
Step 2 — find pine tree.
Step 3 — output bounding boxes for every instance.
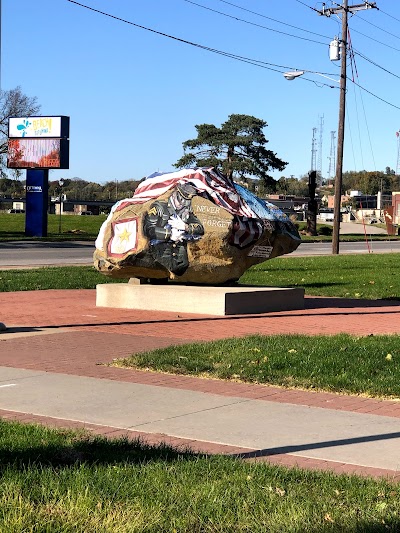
[174,114,286,190]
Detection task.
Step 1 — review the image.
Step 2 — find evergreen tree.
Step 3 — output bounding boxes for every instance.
[174,114,287,190]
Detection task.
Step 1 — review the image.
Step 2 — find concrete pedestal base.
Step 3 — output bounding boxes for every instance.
[96,282,304,316]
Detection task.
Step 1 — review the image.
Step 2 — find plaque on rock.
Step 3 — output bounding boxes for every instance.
[94,168,301,284]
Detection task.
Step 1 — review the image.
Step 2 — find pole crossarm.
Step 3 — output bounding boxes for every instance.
[317,2,377,16]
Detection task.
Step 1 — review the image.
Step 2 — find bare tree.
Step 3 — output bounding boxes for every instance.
[0,86,41,177]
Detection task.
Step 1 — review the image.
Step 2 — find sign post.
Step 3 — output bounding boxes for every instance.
[25,169,49,237]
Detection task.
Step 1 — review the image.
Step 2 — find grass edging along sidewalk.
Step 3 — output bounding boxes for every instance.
[2,255,400,401]
[112,334,400,400]
[1,420,400,532]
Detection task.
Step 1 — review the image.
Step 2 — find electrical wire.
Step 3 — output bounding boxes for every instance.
[348,31,376,170]
[348,49,365,169]
[352,11,400,41]
[66,1,400,109]
[65,0,290,73]
[349,26,400,52]
[310,3,400,52]
[353,49,400,81]
[378,8,400,25]
[66,0,337,83]
[213,0,331,39]
[350,78,400,111]
[294,0,319,12]
[182,0,328,46]
[345,100,358,171]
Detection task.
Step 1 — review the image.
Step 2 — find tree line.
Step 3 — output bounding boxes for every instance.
[0,177,142,202]
[1,87,398,200]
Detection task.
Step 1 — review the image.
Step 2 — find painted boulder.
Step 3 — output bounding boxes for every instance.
[94,168,301,284]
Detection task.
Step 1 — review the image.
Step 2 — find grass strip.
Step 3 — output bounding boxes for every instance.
[114,334,400,399]
[1,419,400,532]
[0,213,105,241]
[0,266,125,292]
[1,253,400,299]
[241,253,400,299]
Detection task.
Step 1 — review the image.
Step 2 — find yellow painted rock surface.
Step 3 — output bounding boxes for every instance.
[94,168,301,284]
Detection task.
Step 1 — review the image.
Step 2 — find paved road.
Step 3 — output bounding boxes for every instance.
[292,240,400,256]
[1,239,400,268]
[0,241,95,268]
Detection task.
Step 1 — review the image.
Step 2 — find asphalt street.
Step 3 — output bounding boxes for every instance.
[1,239,400,268]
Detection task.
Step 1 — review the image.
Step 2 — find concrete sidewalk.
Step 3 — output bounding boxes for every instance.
[1,289,400,480]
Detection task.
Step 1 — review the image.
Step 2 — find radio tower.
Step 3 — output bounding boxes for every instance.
[396,131,400,175]
[317,115,324,182]
[311,127,317,172]
[327,131,336,183]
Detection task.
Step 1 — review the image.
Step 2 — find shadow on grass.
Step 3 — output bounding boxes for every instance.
[0,428,197,469]
[306,522,400,533]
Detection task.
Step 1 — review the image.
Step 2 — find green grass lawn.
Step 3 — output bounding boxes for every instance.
[1,253,399,300]
[113,334,400,400]
[1,212,399,243]
[241,253,400,300]
[0,266,124,292]
[2,233,400,525]
[1,419,400,532]
[0,212,105,241]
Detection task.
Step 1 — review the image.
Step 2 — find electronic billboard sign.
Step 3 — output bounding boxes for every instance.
[7,116,70,169]
[8,116,70,138]
[7,138,69,169]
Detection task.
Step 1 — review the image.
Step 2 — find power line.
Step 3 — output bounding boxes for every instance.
[352,11,400,41]
[66,1,400,110]
[182,0,328,46]
[65,0,289,73]
[349,26,400,52]
[379,8,400,25]
[294,0,319,12]
[213,0,331,39]
[350,78,400,111]
[353,49,400,80]
[66,1,337,82]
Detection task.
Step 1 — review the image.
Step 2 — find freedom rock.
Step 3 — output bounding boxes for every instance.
[94,168,303,315]
[94,168,301,285]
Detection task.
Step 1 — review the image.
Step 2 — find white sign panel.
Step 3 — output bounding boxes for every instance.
[8,116,62,138]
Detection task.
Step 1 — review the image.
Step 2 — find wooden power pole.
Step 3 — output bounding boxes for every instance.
[316,2,377,254]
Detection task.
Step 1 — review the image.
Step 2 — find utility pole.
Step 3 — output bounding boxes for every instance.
[317,1,377,254]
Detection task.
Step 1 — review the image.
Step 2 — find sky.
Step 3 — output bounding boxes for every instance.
[3,0,400,184]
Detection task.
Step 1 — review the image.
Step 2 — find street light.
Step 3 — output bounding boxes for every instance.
[283,70,305,81]
[283,64,345,254]
[58,178,64,234]
[283,70,339,85]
